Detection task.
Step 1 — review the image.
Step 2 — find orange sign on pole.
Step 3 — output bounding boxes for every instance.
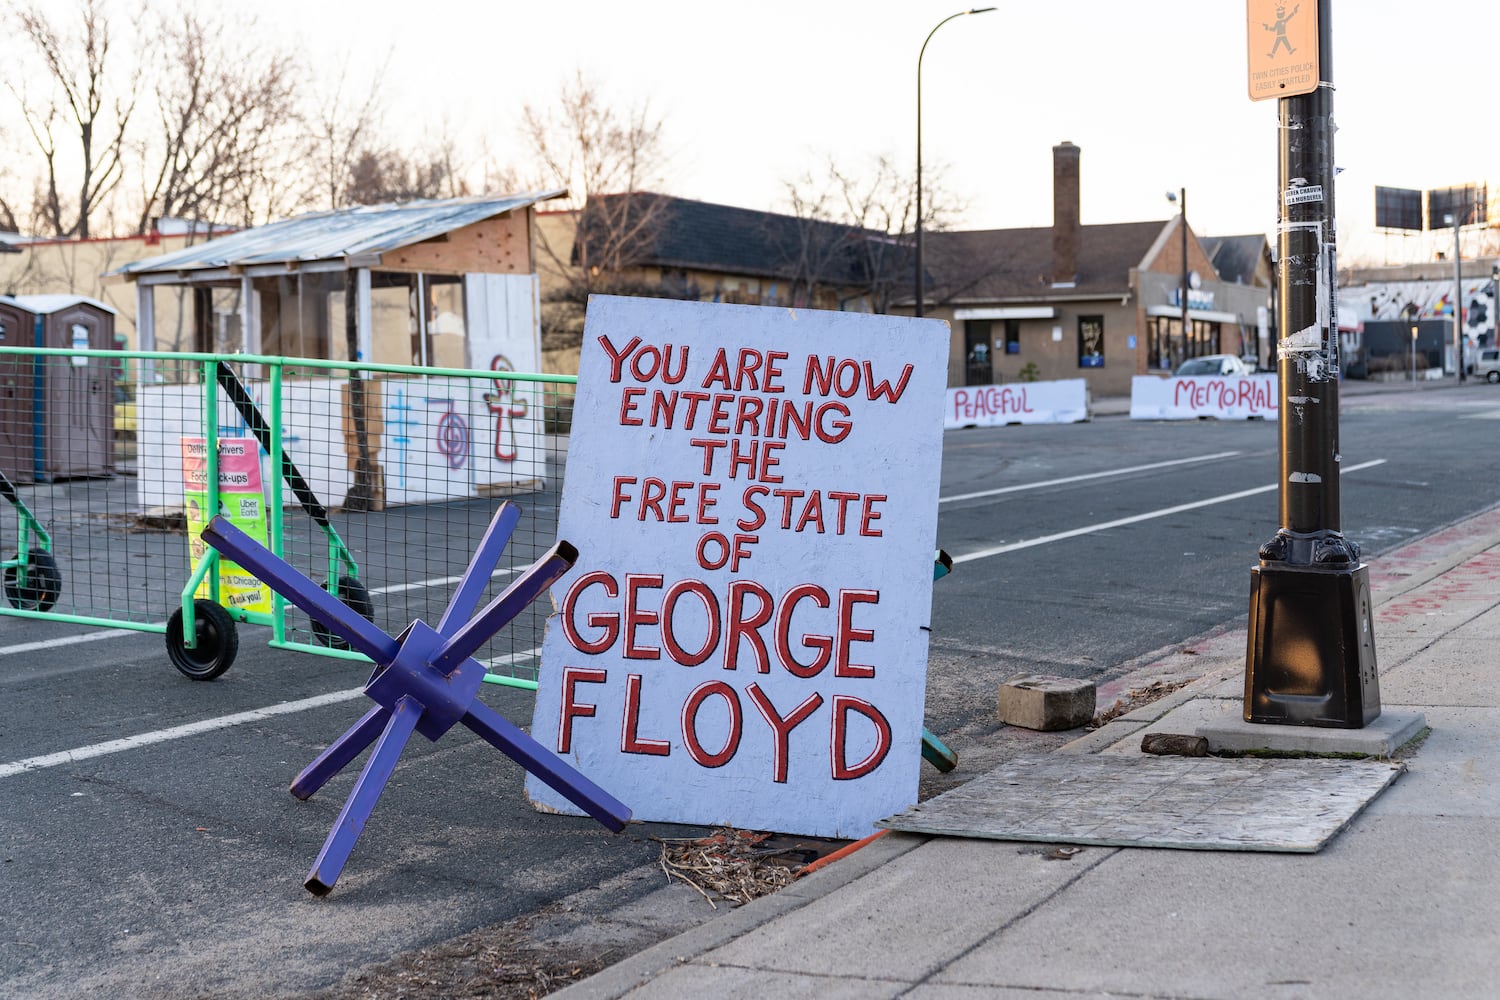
[1246,1,1319,101]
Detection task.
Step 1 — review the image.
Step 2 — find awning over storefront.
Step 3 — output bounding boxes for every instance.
[953,306,1058,320]
[1145,304,1241,324]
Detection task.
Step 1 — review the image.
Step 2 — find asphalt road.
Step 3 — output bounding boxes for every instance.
[4,378,1499,997]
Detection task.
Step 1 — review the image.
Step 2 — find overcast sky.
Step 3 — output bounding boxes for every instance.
[262,0,1495,266]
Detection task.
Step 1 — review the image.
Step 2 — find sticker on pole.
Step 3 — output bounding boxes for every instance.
[1247,0,1319,101]
[527,296,950,838]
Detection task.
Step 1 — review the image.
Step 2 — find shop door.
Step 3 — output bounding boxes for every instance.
[964,321,994,386]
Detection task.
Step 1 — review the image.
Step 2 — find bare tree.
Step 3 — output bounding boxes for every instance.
[517,71,675,349]
[342,143,455,206]
[8,0,137,238]
[781,153,968,313]
[777,167,864,309]
[134,7,301,232]
[309,55,390,210]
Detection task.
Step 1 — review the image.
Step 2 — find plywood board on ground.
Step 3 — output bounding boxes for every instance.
[880,753,1403,852]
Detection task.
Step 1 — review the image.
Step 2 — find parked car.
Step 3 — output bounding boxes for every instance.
[1174,354,1251,378]
[1474,348,1500,383]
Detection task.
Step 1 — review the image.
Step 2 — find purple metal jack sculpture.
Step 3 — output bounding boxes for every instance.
[200,502,631,895]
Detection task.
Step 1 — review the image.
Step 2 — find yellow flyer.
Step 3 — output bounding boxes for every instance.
[181,437,272,614]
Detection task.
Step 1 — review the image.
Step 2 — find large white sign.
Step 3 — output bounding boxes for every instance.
[945,379,1089,428]
[1130,374,1280,421]
[136,374,545,511]
[528,297,949,838]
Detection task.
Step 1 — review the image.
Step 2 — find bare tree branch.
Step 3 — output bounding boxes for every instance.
[134,6,302,232]
[9,0,137,237]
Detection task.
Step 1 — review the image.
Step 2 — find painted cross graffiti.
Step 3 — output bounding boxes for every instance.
[387,388,420,488]
[482,355,529,463]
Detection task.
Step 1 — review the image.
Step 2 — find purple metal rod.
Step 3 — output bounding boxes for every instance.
[196,505,633,895]
[437,501,521,632]
[201,517,398,662]
[289,704,389,801]
[461,699,629,831]
[304,695,422,896]
[430,540,578,674]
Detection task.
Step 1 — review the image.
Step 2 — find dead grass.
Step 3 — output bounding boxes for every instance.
[1089,678,1195,729]
[654,828,807,909]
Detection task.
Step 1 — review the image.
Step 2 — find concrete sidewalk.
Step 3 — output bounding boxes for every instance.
[556,507,1500,999]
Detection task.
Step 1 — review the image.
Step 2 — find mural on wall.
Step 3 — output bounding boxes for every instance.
[1344,278,1498,342]
[137,375,544,513]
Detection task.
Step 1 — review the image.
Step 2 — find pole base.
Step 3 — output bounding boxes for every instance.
[1244,562,1380,728]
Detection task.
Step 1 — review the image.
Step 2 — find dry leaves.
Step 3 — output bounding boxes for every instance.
[655,828,806,908]
[1090,678,1194,729]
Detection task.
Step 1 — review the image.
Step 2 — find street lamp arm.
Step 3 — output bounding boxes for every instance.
[915,7,997,318]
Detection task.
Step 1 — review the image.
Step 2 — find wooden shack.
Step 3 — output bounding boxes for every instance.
[110,191,565,375]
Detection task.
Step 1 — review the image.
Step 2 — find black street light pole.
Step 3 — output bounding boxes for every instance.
[915,7,995,318]
[1449,212,1465,382]
[1167,188,1190,367]
[1245,0,1381,728]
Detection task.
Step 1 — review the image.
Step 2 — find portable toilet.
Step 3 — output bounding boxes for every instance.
[0,295,117,481]
[0,298,36,481]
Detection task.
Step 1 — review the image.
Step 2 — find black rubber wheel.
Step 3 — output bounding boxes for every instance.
[1488,370,1499,384]
[311,576,375,650]
[166,599,239,681]
[4,550,61,612]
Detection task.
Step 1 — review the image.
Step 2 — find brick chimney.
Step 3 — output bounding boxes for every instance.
[1051,141,1080,287]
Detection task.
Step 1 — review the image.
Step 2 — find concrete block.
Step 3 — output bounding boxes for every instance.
[999,674,1096,731]
[1196,708,1428,757]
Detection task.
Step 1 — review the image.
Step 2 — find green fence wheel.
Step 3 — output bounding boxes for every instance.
[310,576,375,650]
[4,550,61,613]
[166,599,239,681]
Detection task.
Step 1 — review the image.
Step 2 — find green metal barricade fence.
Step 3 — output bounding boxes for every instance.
[0,347,575,690]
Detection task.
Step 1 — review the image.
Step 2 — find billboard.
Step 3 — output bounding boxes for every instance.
[1374,186,1423,231]
[1426,184,1488,228]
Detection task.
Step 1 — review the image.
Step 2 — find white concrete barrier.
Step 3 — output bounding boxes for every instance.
[944,379,1089,428]
[1129,374,1279,421]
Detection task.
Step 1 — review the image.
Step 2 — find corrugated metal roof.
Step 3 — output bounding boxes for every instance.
[110,191,566,278]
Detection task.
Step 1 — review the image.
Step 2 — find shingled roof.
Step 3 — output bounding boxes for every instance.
[920,220,1170,304]
[577,193,886,286]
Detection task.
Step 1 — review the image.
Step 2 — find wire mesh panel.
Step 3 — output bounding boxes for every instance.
[0,349,207,631]
[0,347,576,685]
[266,360,572,683]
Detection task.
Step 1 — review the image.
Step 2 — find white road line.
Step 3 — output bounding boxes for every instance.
[0,688,366,779]
[0,628,157,658]
[940,452,1242,504]
[952,459,1387,564]
[0,569,525,659]
[481,645,542,668]
[371,566,520,597]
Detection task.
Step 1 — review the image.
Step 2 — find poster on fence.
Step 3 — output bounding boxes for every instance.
[1129,374,1280,420]
[944,379,1089,427]
[527,296,950,838]
[182,437,271,613]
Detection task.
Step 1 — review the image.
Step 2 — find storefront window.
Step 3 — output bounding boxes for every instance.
[1078,316,1104,367]
[1004,319,1021,354]
[1149,316,1221,371]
